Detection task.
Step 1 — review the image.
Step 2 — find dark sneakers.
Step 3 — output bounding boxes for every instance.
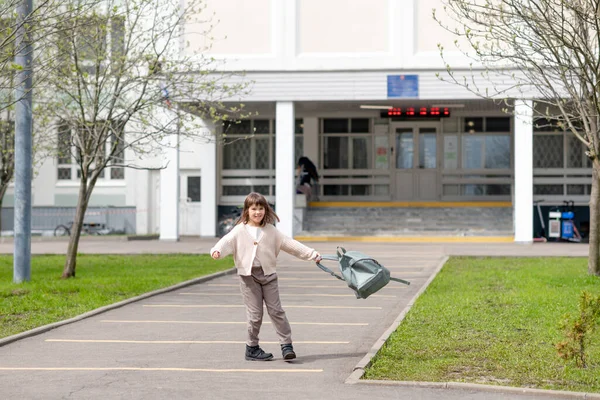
[281,344,296,360]
[245,345,273,361]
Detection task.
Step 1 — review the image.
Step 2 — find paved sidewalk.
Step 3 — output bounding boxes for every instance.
[0,238,593,400]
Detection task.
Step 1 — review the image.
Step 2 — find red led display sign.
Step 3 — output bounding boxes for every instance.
[381,107,450,119]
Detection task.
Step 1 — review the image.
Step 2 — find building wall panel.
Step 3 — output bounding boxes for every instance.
[187,0,273,55]
[415,0,471,54]
[297,0,389,54]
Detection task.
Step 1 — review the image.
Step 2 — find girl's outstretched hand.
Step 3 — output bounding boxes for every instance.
[211,251,221,260]
[314,253,322,263]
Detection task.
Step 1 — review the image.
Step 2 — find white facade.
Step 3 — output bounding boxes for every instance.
[6,0,590,243]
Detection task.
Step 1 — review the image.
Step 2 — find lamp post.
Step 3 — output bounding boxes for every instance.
[13,0,33,283]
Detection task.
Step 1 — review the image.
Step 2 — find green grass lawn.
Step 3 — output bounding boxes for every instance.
[0,254,233,339]
[364,257,600,393]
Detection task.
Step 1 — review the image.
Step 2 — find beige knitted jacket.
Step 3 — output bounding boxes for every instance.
[210,223,319,276]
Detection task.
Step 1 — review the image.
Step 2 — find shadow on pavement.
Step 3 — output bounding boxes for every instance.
[287,352,366,364]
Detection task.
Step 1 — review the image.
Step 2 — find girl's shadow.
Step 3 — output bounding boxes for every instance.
[282,352,365,364]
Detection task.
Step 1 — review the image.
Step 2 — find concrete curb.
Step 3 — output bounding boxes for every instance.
[356,380,600,399]
[345,255,449,384]
[344,257,600,399]
[0,267,236,348]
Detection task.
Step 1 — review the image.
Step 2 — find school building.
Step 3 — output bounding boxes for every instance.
[5,0,590,242]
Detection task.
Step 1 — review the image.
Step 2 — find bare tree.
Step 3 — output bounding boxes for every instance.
[36,0,249,278]
[434,0,600,275]
[0,0,101,231]
[0,0,43,231]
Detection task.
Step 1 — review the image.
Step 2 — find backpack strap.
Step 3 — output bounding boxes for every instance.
[316,255,345,281]
[390,276,411,285]
[336,246,347,259]
[351,257,411,286]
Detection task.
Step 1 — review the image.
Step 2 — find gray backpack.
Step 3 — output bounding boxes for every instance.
[316,247,410,299]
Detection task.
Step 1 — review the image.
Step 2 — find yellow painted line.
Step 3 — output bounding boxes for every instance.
[279,278,344,282]
[308,201,511,208]
[46,339,349,344]
[266,271,329,275]
[208,283,404,289]
[101,320,369,326]
[276,276,418,281]
[277,272,426,279]
[294,236,514,243]
[143,304,382,310]
[0,367,323,373]
[179,293,396,298]
[228,277,338,282]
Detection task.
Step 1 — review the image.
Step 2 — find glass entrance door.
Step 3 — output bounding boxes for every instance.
[392,124,440,200]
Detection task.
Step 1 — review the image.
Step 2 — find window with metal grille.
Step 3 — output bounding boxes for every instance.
[533,135,563,168]
[532,129,591,198]
[220,119,304,199]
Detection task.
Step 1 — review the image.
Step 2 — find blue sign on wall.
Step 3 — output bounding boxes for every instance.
[387,75,419,98]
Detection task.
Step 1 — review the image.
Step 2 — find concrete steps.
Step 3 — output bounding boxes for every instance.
[298,206,514,237]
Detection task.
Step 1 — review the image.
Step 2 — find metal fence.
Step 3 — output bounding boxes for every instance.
[1,206,137,235]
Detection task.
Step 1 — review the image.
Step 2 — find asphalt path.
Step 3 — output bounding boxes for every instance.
[0,238,592,399]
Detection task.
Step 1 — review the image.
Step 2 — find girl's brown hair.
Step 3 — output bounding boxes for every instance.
[237,192,280,227]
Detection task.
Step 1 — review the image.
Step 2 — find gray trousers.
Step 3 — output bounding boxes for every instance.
[239,267,292,347]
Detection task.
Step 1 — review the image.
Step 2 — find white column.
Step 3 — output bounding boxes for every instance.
[303,117,319,167]
[514,100,533,243]
[275,102,295,237]
[200,122,217,237]
[159,132,179,241]
[135,169,150,235]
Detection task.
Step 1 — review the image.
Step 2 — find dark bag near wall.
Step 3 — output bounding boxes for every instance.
[316,247,410,299]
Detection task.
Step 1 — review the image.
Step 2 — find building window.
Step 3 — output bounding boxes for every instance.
[323,118,348,134]
[187,176,201,202]
[321,118,376,197]
[220,119,303,200]
[57,125,73,180]
[0,120,15,173]
[109,128,125,179]
[440,116,512,200]
[56,121,125,181]
[463,184,511,196]
[485,117,511,132]
[532,121,592,198]
[58,15,126,75]
[533,134,563,168]
[222,119,273,170]
[462,135,511,169]
[460,116,511,170]
[322,118,372,170]
[324,137,349,169]
[464,117,483,133]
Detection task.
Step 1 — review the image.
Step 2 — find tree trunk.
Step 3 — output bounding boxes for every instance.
[0,195,3,233]
[588,161,600,276]
[0,180,10,234]
[61,181,91,279]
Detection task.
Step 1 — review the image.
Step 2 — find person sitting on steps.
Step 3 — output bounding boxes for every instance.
[296,156,319,202]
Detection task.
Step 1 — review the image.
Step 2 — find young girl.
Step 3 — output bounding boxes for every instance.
[211,192,322,361]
